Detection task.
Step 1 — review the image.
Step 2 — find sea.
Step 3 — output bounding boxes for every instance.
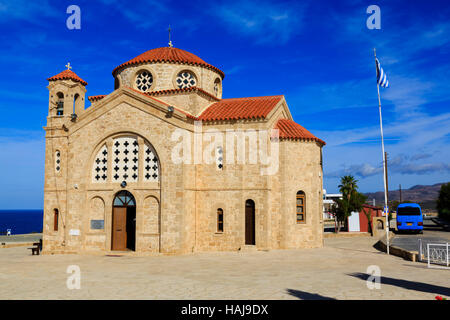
[0,210,43,235]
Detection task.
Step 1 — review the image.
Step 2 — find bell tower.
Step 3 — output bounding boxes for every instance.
[46,63,87,124]
[42,64,87,253]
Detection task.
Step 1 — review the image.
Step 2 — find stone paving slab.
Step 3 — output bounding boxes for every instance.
[0,236,448,300]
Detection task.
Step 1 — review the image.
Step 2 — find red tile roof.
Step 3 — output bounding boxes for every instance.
[47,69,88,86]
[274,119,325,145]
[113,47,225,79]
[197,96,283,121]
[88,95,106,102]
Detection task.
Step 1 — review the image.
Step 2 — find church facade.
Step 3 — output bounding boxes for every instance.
[42,46,325,255]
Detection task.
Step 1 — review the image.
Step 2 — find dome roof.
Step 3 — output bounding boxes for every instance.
[112,47,224,79]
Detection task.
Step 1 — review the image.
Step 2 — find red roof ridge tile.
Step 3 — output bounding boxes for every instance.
[47,69,88,86]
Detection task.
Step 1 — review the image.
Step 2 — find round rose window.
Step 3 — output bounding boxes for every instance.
[135,70,153,92]
[176,71,196,89]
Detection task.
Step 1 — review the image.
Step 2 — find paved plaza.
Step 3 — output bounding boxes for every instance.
[0,236,448,300]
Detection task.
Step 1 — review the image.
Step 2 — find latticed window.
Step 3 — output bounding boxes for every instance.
[296,191,305,223]
[176,71,196,89]
[92,145,108,182]
[135,70,153,92]
[217,208,224,232]
[55,150,61,173]
[143,142,159,182]
[91,136,160,183]
[112,137,139,182]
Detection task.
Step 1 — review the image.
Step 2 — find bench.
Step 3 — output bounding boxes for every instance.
[28,239,42,255]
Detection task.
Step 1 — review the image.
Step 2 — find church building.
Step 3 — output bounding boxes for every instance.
[42,45,326,255]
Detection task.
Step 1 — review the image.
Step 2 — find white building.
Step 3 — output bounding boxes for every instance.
[322,189,342,219]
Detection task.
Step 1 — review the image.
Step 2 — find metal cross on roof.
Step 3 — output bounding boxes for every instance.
[168,25,173,47]
[65,62,72,70]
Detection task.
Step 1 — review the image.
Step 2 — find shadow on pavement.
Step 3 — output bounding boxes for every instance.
[286,289,337,300]
[348,272,450,296]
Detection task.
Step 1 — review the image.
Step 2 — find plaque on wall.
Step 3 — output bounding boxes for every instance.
[69,229,80,236]
[90,220,104,230]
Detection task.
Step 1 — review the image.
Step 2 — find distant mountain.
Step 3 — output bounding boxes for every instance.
[363,182,447,210]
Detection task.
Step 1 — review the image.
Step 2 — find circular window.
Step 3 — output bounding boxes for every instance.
[135,70,153,92]
[176,71,196,89]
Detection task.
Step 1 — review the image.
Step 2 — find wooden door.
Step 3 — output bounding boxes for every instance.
[245,202,255,245]
[112,207,127,251]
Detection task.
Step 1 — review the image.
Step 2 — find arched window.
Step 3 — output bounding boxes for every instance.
[113,190,136,207]
[73,93,80,114]
[296,191,305,223]
[217,208,224,232]
[92,136,159,183]
[56,92,64,116]
[53,209,59,231]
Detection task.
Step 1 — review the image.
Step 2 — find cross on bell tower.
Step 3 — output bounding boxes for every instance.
[65,62,72,70]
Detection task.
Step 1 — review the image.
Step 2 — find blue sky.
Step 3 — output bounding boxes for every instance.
[0,0,449,209]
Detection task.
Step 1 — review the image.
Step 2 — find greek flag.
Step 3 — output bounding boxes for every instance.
[376,58,389,88]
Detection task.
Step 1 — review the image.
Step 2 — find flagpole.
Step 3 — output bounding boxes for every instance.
[374,48,389,255]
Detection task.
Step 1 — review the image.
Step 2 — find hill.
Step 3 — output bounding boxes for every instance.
[363,182,447,210]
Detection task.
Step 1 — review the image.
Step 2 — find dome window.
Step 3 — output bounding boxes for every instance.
[135,70,153,92]
[176,71,196,89]
[214,78,221,97]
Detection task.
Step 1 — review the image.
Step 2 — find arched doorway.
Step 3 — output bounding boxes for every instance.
[245,199,255,245]
[112,191,136,251]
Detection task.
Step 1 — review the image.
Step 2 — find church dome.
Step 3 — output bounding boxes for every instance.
[112,47,224,79]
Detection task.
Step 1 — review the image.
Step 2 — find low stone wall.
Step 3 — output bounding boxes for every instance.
[324,232,370,239]
[374,231,418,262]
[0,242,34,249]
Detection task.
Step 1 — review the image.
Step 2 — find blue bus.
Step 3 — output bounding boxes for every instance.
[396,203,423,233]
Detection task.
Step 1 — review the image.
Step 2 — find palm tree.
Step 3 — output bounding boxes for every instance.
[339,175,358,200]
[336,175,361,231]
